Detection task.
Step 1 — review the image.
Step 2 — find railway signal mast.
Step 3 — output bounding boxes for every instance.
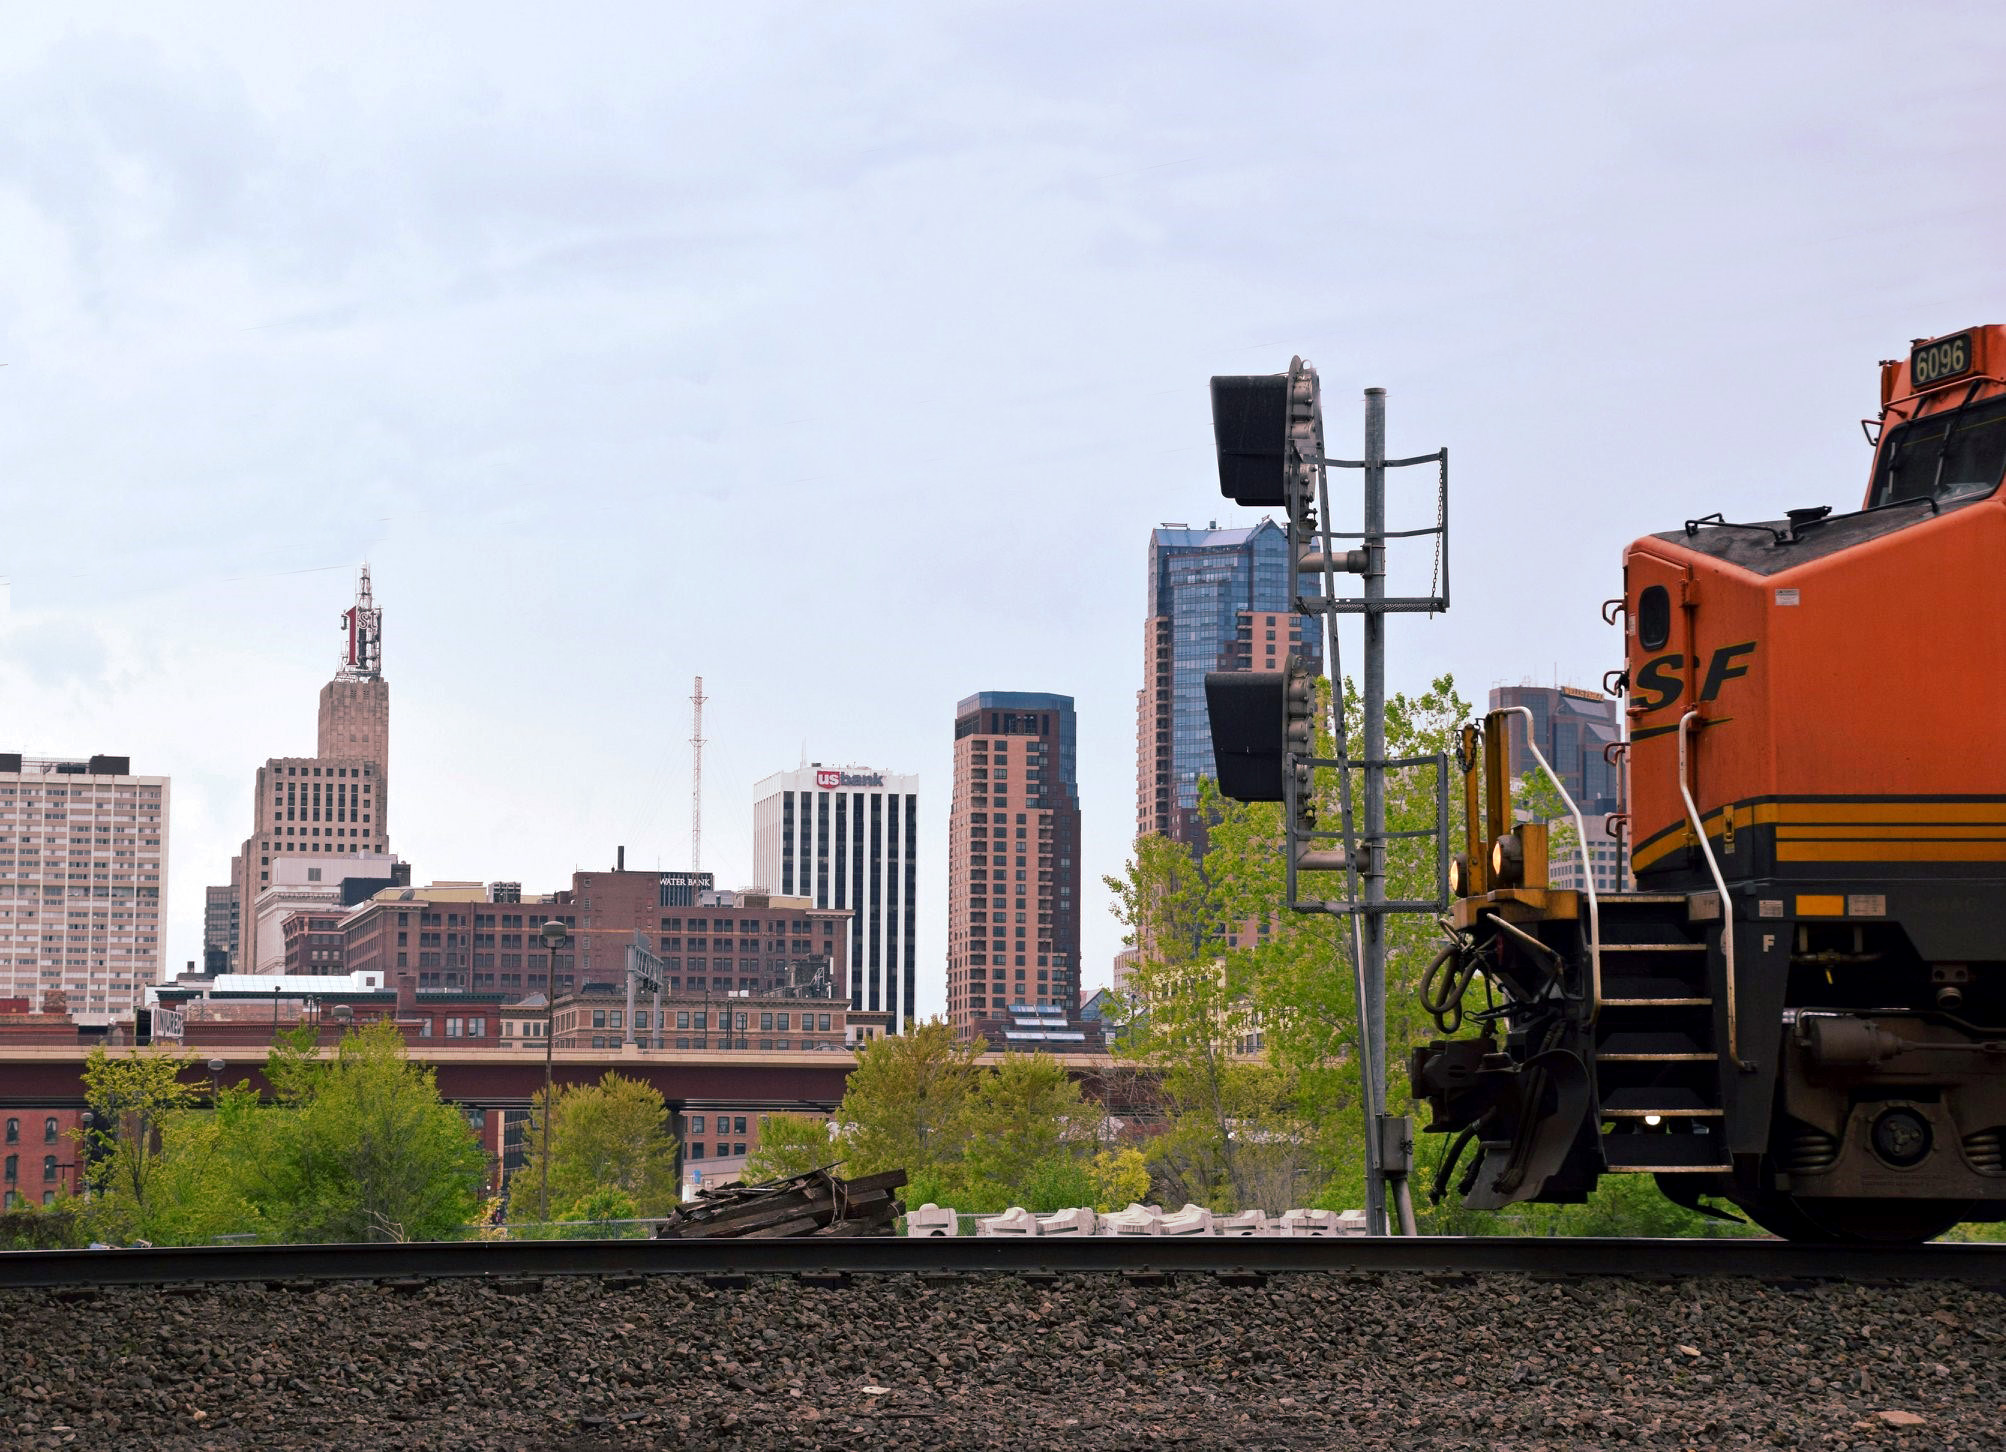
[1205,362,1452,1235]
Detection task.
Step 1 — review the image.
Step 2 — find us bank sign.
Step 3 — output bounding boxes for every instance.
[816,770,883,789]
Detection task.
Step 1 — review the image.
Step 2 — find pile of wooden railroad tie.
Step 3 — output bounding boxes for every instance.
[654,1167,907,1238]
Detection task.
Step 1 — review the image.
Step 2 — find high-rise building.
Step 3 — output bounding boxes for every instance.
[753,767,919,1028]
[1546,811,1633,895]
[946,692,1081,1040]
[215,569,393,974]
[203,883,240,964]
[1137,521,1321,846]
[0,753,169,1025]
[1488,684,1623,815]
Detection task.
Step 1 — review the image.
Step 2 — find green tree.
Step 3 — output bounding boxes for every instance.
[510,1071,680,1219]
[741,1112,837,1182]
[1107,674,1476,1214]
[836,1018,983,1181]
[78,1043,199,1214]
[1088,1147,1152,1212]
[959,1054,1089,1191]
[253,1021,486,1243]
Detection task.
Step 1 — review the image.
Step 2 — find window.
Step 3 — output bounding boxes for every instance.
[690,1115,705,1133]
[760,1012,773,1032]
[43,1118,57,1143]
[446,1018,462,1038]
[3,1154,14,1181]
[1637,584,1671,650]
[734,1117,747,1134]
[43,1155,57,1182]
[592,1009,606,1029]
[689,1143,706,1160]
[677,1011,690,1030]
[1870,392,2006,507]
[4,1118,15,1144]
[733,1143,746,1157]
[469,1018,484,1037]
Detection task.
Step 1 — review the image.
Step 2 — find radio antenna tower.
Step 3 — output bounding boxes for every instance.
[690,676,707,871]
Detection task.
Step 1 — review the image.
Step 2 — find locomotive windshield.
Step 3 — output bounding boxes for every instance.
[1869,393,2006,507]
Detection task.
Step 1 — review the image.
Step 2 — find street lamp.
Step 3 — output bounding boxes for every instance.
[538,918,570,1222]
[207,1057,227,1108]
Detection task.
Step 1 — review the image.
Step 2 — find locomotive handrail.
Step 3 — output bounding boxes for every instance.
[1678,710,1750,1071]
[1498,705,1601,1020]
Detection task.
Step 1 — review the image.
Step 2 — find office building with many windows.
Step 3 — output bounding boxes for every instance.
[214,570,392,974]
[1138,521,1321,846]
[752,766,919,1030]
[1488,684,1624,815]
[0,753,169,1025]
[946,692,1081,1040]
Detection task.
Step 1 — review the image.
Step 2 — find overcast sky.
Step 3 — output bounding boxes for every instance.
[3,3,2001,1015]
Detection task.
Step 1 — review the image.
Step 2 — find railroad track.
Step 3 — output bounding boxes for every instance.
[6,1234,2006,1290]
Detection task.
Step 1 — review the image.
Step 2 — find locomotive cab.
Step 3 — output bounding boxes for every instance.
[1411,326,2006,1242]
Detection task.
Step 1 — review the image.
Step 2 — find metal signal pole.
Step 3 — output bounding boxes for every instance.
[1359,387,1390,1236]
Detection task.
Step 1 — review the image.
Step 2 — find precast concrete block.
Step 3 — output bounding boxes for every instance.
[906,1203,959,1237]
[1217,1209,1273,1237]
[1277,1208,1342,1237]
[975,1206,1040,1237]
[1158,1203,1214,1236]
[1097,1203,1162,1236]
[1036,1207,1096,1236]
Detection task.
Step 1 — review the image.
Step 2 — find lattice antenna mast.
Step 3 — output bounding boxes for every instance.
[337,565,383,680]
[690,676,707,871]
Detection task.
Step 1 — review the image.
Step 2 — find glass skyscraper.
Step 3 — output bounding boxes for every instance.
[1138,521,1322,846]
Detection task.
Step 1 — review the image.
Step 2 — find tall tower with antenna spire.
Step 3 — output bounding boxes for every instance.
[213,567,395,974]
[690,676,707,872]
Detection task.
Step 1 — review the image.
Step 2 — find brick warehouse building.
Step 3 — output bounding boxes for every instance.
[945,692,1082,1040]
[328,868,851,1003]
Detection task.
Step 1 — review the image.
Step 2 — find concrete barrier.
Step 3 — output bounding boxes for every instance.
[975,1206,1040,1237]
[1217,1209,1273,1237]
[1036,1207,1096,1237]
[905,1203,959,1237]
[1158,1203,1214,1237]
[1097,1203,1162,1236]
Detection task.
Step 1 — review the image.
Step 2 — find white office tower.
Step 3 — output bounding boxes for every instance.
[753,766,918,1030]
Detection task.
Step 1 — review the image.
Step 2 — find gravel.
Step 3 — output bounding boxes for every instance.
[4,1269,2001,1449]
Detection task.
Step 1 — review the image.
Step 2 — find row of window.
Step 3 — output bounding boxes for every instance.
[687,1115,749,1134]
[686,1143,746,1160]
[2,1154,59,1180]
[3,1117,58,1143]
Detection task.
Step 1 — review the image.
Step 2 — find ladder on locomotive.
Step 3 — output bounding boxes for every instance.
[1591,893,1731,1175]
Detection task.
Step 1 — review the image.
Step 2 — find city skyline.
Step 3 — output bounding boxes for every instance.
[5,4,1998,1024]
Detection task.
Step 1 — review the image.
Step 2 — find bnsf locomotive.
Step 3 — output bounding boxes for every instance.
[1411,325,2006,1241]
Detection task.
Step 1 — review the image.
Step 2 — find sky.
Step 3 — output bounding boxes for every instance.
[2,3,2002,1016]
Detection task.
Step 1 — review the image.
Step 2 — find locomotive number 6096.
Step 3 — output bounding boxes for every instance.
[1912,331,1973,386]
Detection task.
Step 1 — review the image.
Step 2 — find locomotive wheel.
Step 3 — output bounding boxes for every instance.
[1739,1193,1972,1245]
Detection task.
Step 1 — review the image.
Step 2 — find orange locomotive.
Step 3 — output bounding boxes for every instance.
[1411,326,2006,1241]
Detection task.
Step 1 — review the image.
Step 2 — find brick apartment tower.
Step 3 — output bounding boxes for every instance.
[219,569,392,972]
[946,692,1080,1039]
[1136,522,1321,848]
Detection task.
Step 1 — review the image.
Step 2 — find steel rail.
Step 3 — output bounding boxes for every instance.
[5,1235,2006,1290]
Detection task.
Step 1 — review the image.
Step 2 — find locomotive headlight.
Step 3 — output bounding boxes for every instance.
[1449,854,1471,898]
[1490,832,1525,888]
